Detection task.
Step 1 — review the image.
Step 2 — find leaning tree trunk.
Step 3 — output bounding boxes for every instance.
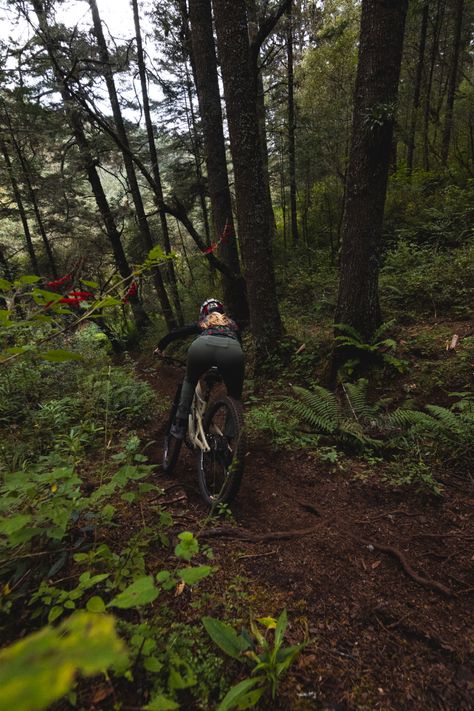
[88,0,177,331]
[422,0,445,170]
[131,0,183,325]
[441,0,465,165]
[188,0,249,325]
[212,0,283,366]
[334,0,408,348]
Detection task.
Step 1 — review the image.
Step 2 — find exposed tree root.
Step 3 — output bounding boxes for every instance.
[359,538,454,597]
[198,526,321,543]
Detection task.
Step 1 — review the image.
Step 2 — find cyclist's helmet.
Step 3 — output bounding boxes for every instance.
[199,297,224,319]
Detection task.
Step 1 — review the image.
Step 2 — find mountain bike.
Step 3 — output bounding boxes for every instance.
[159,356,245,508]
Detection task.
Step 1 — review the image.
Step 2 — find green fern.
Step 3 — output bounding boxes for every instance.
[287,385,342,434]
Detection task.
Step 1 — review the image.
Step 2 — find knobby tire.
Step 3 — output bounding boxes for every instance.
[197,396,245,508]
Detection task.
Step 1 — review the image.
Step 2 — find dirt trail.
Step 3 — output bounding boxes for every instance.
[145,363,474,711]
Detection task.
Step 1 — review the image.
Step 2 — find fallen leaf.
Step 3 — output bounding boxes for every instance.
[175,580,185,597]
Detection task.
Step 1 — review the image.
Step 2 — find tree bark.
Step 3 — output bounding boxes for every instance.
[441,0,465,165]
[334,0,408,346]
[407,1,429,174]
[88,0,177,330]
[212,0,283,365]
[422,0,445,170]
[286,0,299,244]
[131,0,183,325]
[188,0,249,324]
[0,138,40,274]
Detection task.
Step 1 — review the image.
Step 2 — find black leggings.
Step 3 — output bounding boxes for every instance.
[176,335,244,420]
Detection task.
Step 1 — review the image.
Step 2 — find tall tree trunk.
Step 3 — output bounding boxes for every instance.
[30,0,149,332]
[441,0,465,165]
[0,138,40,274]
[188,0,249,324]
[286,0,299,244]
[131,0,183,325]
[247,0,276,237]
[407,1,429,174]
[212,0,283,365]
[334,0,408,347]
[2,105,58,277]
[422,0,445,170]
[88,0,177,330]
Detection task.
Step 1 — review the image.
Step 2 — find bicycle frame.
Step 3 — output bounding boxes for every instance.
[187,380,211,452]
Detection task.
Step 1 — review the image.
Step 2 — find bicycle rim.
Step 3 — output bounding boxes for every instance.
[197,397,245,507]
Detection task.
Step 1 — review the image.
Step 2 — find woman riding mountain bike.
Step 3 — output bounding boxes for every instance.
[154,298,245,440]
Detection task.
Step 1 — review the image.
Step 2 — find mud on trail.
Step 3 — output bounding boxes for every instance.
[145,363,474,711]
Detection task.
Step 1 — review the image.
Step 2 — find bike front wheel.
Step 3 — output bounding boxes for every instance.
[197,397,245,507]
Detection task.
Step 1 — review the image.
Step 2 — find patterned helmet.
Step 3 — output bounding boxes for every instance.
[199,298,224,319]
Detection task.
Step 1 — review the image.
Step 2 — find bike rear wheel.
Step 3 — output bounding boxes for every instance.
[197,397,245,507]
[163,390,183,475]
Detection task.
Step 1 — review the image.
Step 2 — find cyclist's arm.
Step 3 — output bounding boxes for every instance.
[157,322,200,352]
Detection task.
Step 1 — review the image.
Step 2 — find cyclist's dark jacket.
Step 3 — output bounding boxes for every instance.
[157,319,240,351]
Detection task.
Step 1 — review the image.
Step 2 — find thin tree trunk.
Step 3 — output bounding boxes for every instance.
[334,0,408,348]
[287,0,299,244]
[2,104,58,277]
[88,0,176,330]
[188,0,249,324]
[407,1,429,174]
[30,0,149,332]
[441,0,465,165]
[131,0,183,325]
[0,138,40,274]
[213,0,283,366]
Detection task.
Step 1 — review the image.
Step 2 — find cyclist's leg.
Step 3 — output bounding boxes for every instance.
[216,340,245,400]
[175,337,213,421]
[213,340,245,438]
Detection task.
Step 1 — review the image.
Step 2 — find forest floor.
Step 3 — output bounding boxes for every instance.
[139,362,474,711]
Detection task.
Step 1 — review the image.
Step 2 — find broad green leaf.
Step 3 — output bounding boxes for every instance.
[0,611,127,711]
[108,576,159,609]
[257,616,277,630]
[0,278,11,291]
[0,310,11,326]
[48,606,64,623]
[39,350,83,363]
[216,678,260,711]
[80,279,99,288]
[94,297,122,308]
[31,288,62,303]
[15,275,41,285]
[274,609,288,648]
[86,596,106,613]
[143,656,163,673]
[144,695,179,710]
[174,531,199,561]
[178,565,212,586]
[202,618,250,659]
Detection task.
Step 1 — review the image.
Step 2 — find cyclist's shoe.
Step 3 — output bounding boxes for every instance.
[170,418,187,440]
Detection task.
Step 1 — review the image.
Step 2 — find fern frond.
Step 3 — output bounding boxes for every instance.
[425,405,473,437]
[334,323,363,342]
[343,379,378,422]
[386,409,436,430]
[288,384,342,434]
[372,319,396,343]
